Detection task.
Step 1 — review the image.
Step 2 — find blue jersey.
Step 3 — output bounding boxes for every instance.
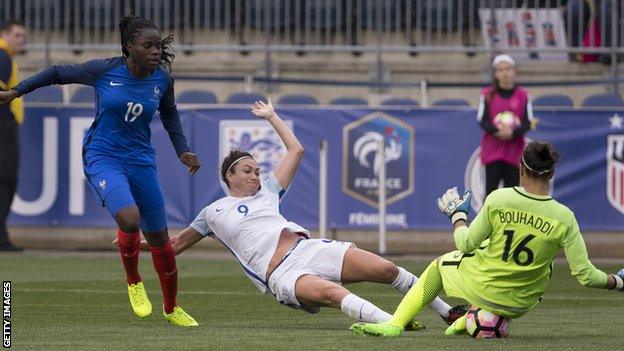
[13,57,190,165]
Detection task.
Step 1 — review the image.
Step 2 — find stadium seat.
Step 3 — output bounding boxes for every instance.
[177,90,218,104]
[581,93,624,107]
[225,92,267,104]
[532,94,574,107]
[70,86,94,103]
[432,98,471,107]
[329,97,369,106]
[23,86,63,103]
[277,94,319,105]
[380,98,419,107]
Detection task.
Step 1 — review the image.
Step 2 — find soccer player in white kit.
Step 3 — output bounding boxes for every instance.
[132,99,465,326]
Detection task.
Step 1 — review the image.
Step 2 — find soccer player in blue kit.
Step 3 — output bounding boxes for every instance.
[0,16,201,326]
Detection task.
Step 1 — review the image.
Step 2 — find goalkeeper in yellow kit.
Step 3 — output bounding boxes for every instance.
[352,141,624,337]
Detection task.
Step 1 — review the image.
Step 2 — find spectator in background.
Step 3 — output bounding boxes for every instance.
[477,54,534,200]
[0,20,25,252]
[564,0,622,63]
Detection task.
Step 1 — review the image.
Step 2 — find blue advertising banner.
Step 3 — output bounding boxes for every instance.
[10,106,624,231]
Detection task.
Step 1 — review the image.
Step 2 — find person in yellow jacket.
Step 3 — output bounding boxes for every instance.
[0,20,25,251]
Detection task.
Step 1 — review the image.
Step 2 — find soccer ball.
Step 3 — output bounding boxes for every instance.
[465,306,510,338]
[493,111,520,129]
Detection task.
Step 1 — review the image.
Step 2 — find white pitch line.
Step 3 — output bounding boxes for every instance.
[13,288,623,301]
[15,287,252,296]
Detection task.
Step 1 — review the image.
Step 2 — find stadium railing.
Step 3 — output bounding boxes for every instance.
[2,0,621,93]
[3,1,622,58]
[167,74,624,108]
[33,75,624,109]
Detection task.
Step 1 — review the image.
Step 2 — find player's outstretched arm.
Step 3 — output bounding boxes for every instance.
[251,98,303,189]
[562,222,616,289]
[170,227,204,255]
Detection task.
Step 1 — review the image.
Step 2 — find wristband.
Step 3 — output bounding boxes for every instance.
[612,274,624,291]
[451,212,467,225]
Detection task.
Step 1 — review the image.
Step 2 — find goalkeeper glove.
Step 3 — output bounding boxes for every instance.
[610,269,624,291]
[436,187,472,225]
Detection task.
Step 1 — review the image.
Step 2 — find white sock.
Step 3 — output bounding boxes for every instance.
[390,266,415,295]
[429,297,451,318]
[391,266,451,318]
[340,293,392,323]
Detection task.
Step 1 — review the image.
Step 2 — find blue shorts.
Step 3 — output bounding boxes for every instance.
[84,157,167,232]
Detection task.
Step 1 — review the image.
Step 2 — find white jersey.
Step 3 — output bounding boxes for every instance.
[189,174,309,294]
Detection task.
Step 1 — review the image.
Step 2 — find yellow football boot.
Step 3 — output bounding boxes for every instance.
[127,281,152,318]
[163,306,199,327]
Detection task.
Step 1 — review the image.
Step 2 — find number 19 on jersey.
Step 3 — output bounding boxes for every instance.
[124,102,143,122]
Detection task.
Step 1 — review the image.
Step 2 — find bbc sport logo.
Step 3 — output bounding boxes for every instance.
[219,119,293,194]
[342,112,414,207]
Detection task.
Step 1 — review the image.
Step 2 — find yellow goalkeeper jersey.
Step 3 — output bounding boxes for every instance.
[453,187,607,314]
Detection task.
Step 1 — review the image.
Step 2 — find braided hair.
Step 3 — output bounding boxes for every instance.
[119,15,175,71]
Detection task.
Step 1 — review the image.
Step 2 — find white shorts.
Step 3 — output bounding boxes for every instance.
[267,238,355,314]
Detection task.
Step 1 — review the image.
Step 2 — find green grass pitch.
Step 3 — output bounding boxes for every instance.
[1,253,622,351]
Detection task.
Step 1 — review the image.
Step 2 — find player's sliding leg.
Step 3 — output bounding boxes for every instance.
[351,259,443,337]
[145,229,198,326]
[341,295,424,330]
[114,206,152,318]
[340,248,456,322]
[295,275,392,323]
[291,274,423,331]
[340,293,393,322]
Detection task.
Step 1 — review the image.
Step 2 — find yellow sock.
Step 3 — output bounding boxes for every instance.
[388,260,443,327]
